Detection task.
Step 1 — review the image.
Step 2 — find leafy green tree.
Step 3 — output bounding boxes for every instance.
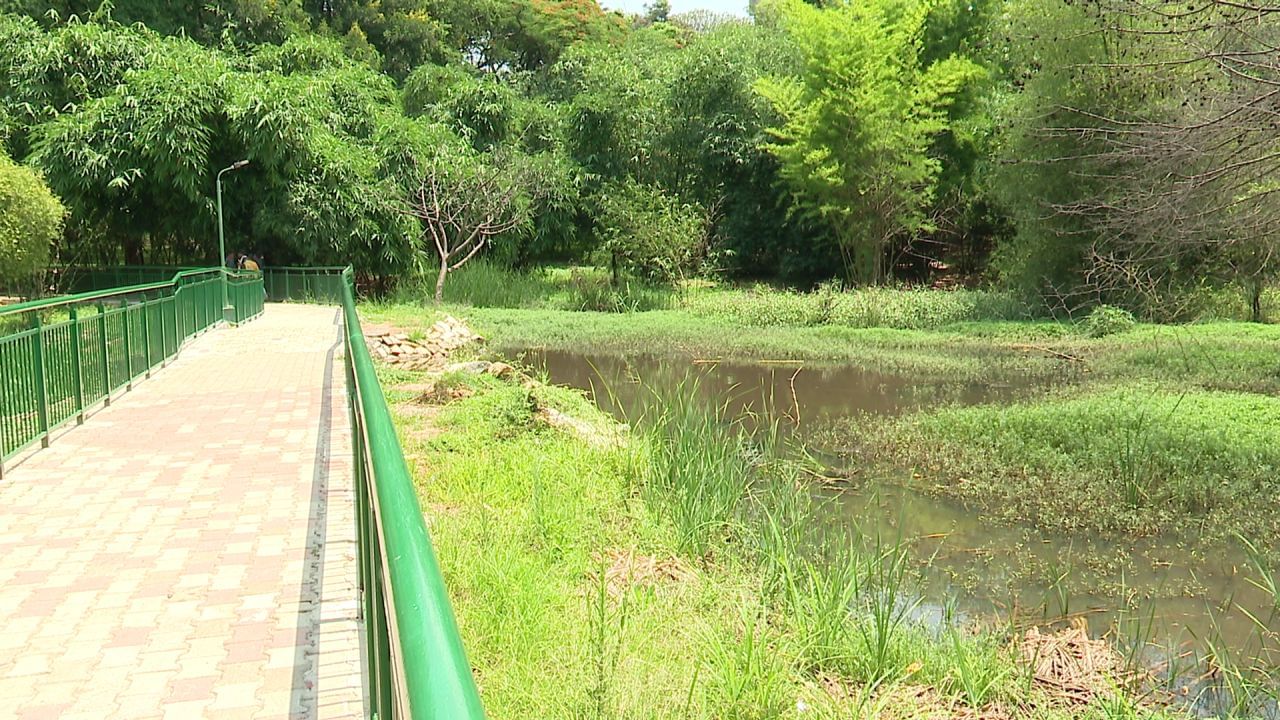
[644,0,671,24]
[549,30,678,181]
[17,19,422,274]
[4,0,310,46]
[986,1,1161,307]
[0,13,160,158]
[657,23,832,281]
[0,151,64,284]
[755,0,983,284]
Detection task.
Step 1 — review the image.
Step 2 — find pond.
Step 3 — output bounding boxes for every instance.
[505,346,1280,713]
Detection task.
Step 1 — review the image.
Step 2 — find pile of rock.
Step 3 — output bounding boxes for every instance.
[365,315,482,370]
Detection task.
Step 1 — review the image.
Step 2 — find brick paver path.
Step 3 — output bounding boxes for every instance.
[0,304,365,720]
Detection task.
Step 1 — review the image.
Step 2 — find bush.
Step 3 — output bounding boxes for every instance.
[560,270,670,313]
[599,181,707,286]
[1082,304,1136,338]
[0,154,64,285]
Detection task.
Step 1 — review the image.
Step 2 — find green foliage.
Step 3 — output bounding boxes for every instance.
[684,285,1030,329]
[389,261,674,313]
[0,151,63,282]
[1082,305,1136,338]
[317,0,447,79]
[10,18,426,272]
[599,181,706,286]
[755,0,984,284]
[641,381,753,557]
[873,386,1280,538]
[985,1,1116,298]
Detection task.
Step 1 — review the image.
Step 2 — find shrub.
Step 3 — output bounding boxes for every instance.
[1082,304,1136,338]
[682,286,1032,330]
[599,181,707,286]
[0,154,64,285]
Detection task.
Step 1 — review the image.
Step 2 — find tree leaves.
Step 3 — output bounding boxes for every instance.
[756,0,983,283]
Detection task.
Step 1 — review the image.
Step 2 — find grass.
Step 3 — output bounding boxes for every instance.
[381,363,1179,719]
[366,299,1280,392]
[849,385,1280,543]
[391,258,1280,326]
[391,261,674,313]
[364,275,1280,717]
[370,262,1280,395]
[681,282,1034,329]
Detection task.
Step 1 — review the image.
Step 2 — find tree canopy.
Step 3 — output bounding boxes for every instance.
[0,0,1274,312]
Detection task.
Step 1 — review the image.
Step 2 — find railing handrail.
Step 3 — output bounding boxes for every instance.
[340,266,486,719]
[0,267,224,317]
[267,266,348,272]
[1,268,262,471]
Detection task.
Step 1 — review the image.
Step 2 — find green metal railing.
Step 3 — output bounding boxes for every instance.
[265,266,347,304]
[338,266,486,720]
[0,267,264,475]
[1,262,482,717]
[60,265,201,293]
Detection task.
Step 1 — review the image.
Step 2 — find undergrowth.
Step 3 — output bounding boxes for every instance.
[383,365,1174,719]
[851,385,1280,542]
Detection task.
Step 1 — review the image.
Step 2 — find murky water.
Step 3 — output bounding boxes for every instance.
[506,346,1280,707]
[509,348,1035,424]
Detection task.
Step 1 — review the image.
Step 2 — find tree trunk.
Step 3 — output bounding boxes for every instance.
[435,258,449,304]
[1249,280,1264,323]
[124,235,144,265]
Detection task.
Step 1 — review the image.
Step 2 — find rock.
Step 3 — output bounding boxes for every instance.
[445,361,492,375]
[484,362,516,379]
[364,316,482,371]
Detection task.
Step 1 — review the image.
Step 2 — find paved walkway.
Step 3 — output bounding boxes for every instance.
[0,304,365,720]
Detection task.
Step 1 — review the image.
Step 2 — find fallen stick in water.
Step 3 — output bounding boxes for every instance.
[1009,343,1085,362]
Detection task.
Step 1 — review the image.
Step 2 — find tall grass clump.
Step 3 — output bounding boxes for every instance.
[386,259,554,308]
[392,260,676,312]
[560,271,672,313]
[682,284,1033,330]
[640,381,754,558]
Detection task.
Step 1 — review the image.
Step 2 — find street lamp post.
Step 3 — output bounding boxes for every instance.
[217,160,250,324]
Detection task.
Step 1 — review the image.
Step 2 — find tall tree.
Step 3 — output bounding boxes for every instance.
[754,0,982,284]
[991,0,1280,319]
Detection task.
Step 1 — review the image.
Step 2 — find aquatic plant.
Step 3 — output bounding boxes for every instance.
[866,385,1280,539]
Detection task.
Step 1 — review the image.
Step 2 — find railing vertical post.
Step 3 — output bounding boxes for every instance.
[172,291,181,355]
[121,299,133,390]
[141,297,152,378]
[31,315,49,448]
[70,307,85,424]
[98,302,111,405]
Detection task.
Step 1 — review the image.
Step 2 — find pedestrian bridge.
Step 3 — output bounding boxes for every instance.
[0,269,484,720]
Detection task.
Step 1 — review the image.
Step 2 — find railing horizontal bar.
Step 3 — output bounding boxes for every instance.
[340,266,485,720]
[1,267,263,467]
[0,268,222,318]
